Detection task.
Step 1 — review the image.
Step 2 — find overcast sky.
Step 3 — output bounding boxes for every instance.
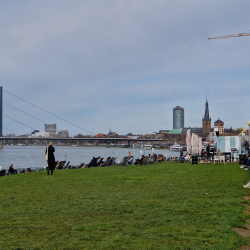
[1,0,250,136]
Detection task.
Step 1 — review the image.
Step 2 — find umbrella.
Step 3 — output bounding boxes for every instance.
[186,129,192,153]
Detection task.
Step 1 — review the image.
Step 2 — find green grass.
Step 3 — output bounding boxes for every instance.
[0,162,250,249]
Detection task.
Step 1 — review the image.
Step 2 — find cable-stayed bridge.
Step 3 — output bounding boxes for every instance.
[0,87,166,148]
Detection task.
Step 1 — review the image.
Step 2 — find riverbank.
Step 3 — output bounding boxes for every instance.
[0,146,179,170]
[4,144,171,149]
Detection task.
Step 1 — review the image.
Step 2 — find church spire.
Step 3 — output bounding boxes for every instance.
[202,97,211,134]
[204,98,210,121]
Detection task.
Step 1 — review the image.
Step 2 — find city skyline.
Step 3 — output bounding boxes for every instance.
[1,95,247,137]
[1,1,250,135]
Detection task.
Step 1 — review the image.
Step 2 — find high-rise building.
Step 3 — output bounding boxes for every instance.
[202,98,211,134]
[45,124,57,137]
[173,106,184,129]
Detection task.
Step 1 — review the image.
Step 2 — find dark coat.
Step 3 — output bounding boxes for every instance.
[45,146,56,169]
[9,166,15,174]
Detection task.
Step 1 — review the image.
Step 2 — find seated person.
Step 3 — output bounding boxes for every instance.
[241,152,250,169]
[55,161,61,169]
[139,155,145,165]
[201,149,205,156]
[133,157,141,165]
[86,157,97,168]
[157,154,164,162]
[127,156,134,164]
[178,153,191,162]
[151,154,157,162]
[185,154,191,161]
[9,164,16,175]
[97,157,104,167]
[79,163,85,168]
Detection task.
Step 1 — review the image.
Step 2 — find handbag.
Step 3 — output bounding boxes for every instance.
[45,147,49,161]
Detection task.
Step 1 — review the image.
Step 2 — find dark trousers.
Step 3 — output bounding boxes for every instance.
[47,169,53,175]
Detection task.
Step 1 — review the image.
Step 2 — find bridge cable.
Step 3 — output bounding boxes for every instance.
[3,114,37,131]
[3,102,76,138]
[3,126,21,136]
[3,102,47,124]
[3,89,95,135]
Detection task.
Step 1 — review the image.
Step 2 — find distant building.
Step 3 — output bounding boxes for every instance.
[202,98,211,134]
[6,134,15,137]
[173,106,184,129]
[96,133,104,138]
[58,130,69,138]
[107,128,117,137]
[182,127,203,135]
[214,119,224,135]
[45,124,57,137]
[32,132,50,137]
[166,129,185,144]
[159,130,170,134]
[31,130,40,135]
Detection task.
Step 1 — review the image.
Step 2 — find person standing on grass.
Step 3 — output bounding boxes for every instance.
[45,142,56,175]
[206,144,210,157]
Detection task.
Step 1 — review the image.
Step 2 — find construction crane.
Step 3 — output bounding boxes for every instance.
[208,30,250,39]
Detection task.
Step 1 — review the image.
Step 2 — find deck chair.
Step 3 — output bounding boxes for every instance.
[63,161,70,169]
[102,157,111,167]
[140,156,149,165]
[55,161,66,169]
[0,170,6,177]
[110,157,117,166]
[118,157,128,166]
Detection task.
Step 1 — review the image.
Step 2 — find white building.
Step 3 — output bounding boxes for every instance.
[32,132,50,137]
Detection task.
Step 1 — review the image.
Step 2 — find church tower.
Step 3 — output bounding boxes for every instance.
[202,98,211,134]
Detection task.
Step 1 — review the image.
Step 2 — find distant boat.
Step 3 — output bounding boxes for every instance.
[133,144,153,150]
[170,143,186,151]
[17,143,24,146]
[144,144,153,150]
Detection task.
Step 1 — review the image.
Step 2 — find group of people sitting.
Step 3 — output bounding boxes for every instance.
[83,154,167,168]
[126,154,166,165]
[86,157,105,167]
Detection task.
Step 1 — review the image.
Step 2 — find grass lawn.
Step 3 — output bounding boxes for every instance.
[0,162,250,249]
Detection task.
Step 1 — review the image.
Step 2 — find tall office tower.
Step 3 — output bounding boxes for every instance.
[202,98,211,134]
[173,106,184,129]
[45,124,57,137]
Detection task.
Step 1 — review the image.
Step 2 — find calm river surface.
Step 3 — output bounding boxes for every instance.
[0,146,181,169]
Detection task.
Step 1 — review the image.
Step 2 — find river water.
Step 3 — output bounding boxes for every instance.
[0,146,181,170]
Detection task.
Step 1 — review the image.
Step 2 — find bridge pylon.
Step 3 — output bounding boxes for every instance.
[0,86,2,148]
[0,86,2,137]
